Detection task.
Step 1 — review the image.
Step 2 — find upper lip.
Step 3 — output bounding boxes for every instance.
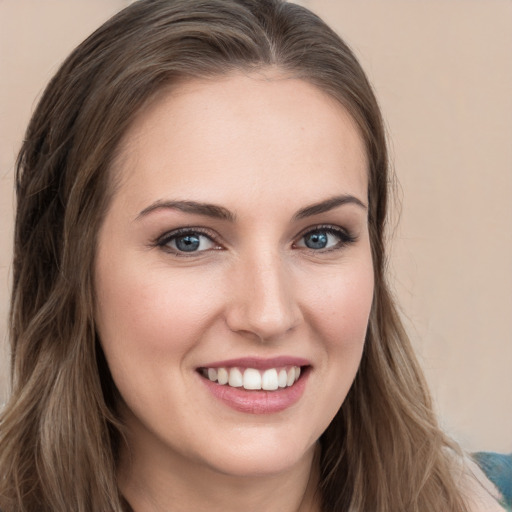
[199,356,311,370]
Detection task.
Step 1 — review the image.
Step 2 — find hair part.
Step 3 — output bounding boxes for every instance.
[1,1,469,511]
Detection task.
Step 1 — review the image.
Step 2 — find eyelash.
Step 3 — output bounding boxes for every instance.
[155,227,220,257]
[154,225,357,257]
[294,225,357,253]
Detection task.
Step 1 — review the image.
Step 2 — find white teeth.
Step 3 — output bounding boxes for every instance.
[203,365,303,391]
[262,369,279,390]
[243,368,261,390]
[217,367,229,385]
[228,368,243,387]
[278,369,287,388]
[286,367,295,387]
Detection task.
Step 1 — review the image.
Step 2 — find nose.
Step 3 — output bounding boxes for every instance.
[224,250,303,342]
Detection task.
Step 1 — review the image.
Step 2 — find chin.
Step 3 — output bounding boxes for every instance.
[183,416,323,479]
[205,437,317,478]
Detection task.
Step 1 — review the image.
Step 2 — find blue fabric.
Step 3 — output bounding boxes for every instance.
[473,452,512,510]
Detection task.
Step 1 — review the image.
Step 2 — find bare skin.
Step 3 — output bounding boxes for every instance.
[119,434,322,512]
[95,72,505,512]
[464,458,506,512]
[95,72,371,511]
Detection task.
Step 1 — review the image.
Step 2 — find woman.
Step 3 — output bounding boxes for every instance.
[0,0,508,510]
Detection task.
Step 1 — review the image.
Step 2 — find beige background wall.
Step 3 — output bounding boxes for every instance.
[1,0,511,453]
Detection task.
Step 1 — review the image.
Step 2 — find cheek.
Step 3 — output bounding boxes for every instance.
[94,254,222,372]
[311,255,373,385]
[94,258,225,437]
[305,258,374,349]
[291,254,373,441]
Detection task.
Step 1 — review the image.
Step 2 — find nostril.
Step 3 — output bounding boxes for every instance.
[223,269,303,340]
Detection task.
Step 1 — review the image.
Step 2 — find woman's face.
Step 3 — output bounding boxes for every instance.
[95,73,374,479]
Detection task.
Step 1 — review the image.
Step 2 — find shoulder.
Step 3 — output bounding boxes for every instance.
[463,452,512,511]
[473,452,512,508]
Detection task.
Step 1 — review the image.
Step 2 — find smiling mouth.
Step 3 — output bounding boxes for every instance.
[199,365,304,391]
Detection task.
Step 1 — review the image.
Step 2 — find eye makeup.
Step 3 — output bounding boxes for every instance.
[151,222,358,258]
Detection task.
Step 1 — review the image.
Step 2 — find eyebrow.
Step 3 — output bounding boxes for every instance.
[294,194,367,220]
[136,200,236,222]
[135,194,367,222]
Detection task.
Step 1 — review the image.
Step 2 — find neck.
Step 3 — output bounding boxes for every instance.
[118,437,321,512]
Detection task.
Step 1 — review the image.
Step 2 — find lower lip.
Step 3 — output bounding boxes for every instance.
[199,368,309,414]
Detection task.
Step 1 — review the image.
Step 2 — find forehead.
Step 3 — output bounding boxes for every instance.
[111,72,368,211]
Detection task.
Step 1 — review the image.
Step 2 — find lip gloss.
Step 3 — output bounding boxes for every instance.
[199,366,309,414]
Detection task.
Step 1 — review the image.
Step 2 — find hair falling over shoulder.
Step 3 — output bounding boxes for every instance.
[0,0,472,510]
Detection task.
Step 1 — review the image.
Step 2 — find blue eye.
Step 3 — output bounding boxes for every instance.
[158,230,218,254]
[296,227,354,251]
[174,234,201,252]
[304,232,329,249]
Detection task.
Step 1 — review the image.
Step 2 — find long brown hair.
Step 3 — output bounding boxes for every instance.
[1,1,469,510]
